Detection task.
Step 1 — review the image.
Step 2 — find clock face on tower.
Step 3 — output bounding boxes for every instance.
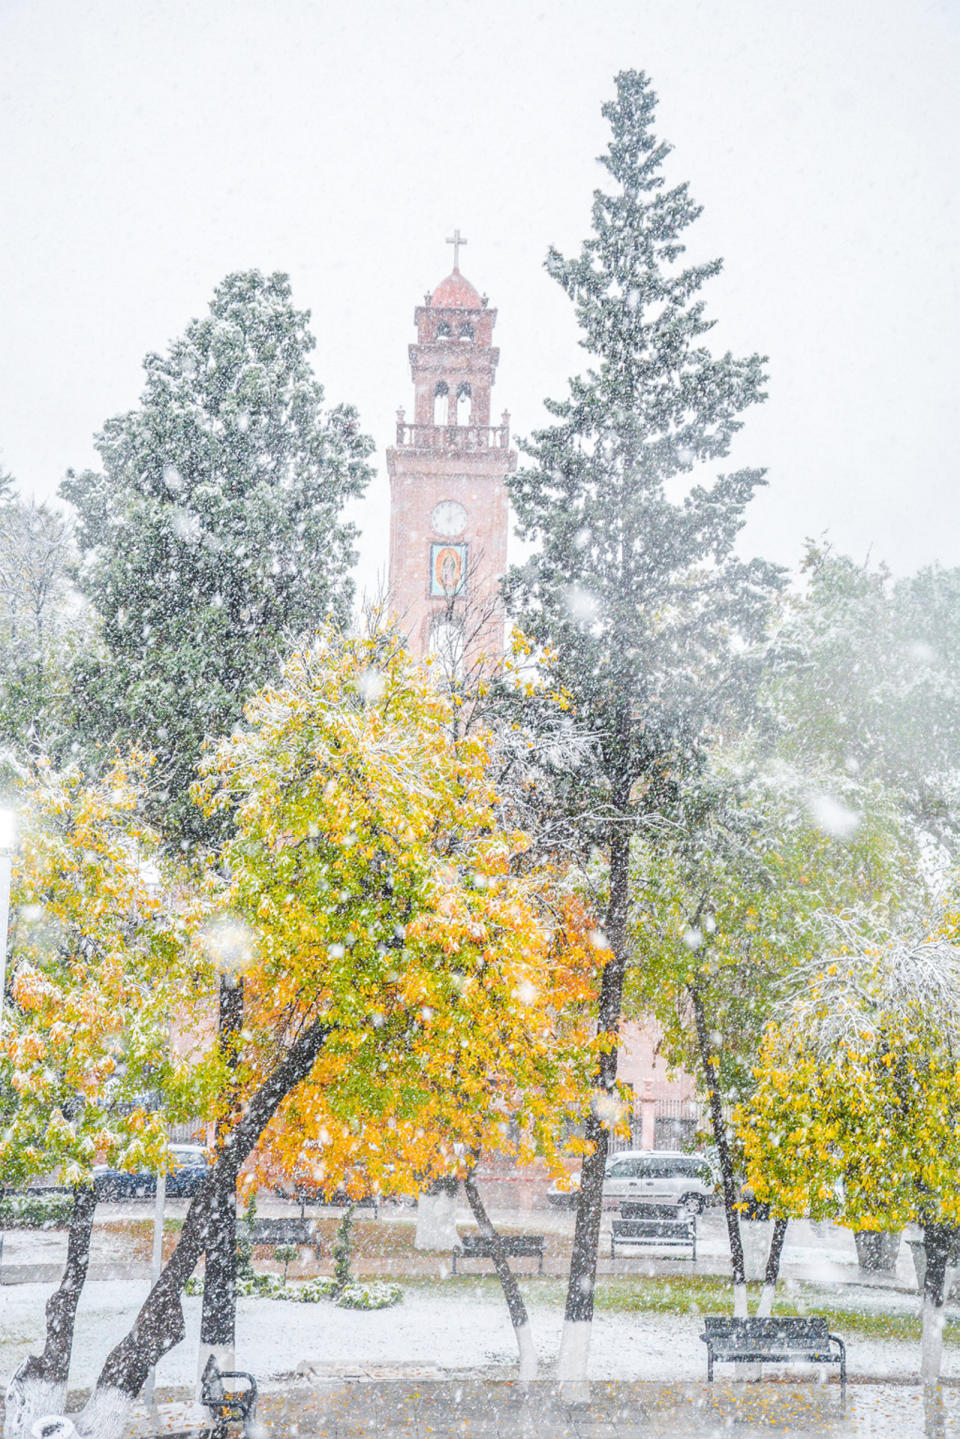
[431,499,467,537]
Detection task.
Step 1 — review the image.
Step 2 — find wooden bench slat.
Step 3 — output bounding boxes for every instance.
[236,1218,323,1258]
[620,1202,693,1220]
[610,1215,696,1260]
[451,1233,544,1274]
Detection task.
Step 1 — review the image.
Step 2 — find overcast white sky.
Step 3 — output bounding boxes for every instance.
[1,0,957,596]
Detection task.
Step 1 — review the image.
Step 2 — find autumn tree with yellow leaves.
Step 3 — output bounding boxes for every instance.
[739,911,960,1384]
[33,625,600,1436]
[0,757,206,1439]
[196,626,600,1379]
[629,752,920,1317]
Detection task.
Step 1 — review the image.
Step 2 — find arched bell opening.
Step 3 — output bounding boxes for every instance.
[433,380,449,426]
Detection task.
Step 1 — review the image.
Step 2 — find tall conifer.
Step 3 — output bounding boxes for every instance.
[505,70,782,1380]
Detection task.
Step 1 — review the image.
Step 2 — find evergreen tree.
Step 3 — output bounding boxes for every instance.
[0,494,93,756]
[504,71,782,1381]
[62,270,373,846]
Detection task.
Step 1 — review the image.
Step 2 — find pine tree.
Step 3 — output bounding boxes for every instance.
[0,494,93,756]
[504,70,782,1382]
[62,269,373,847]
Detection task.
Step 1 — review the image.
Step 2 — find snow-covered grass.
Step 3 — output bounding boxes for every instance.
[405,1272,960,1345]
[1,1274,955,1393]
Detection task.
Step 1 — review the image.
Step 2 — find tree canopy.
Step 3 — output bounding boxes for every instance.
[62,270,373,845]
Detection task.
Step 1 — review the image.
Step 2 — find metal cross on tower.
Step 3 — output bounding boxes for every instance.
[446,228,467,269]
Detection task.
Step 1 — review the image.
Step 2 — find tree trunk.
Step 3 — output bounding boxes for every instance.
[755,1217,788,1317]
[921,1223,954,1386]
[57,1015,332,1439]
[923,1384,948,1439]
[464,1171,538,1380]
[199,975,243,1379]
[3,1186,97,1439]
[414,1177,460,1251]
[557,824,630,1390]
[690,982,747,1316]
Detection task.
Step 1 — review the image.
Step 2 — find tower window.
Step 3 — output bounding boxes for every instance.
[454,382,471,425]
[458,323,474,341]
[433,380,449,425]
[436,321,451,340]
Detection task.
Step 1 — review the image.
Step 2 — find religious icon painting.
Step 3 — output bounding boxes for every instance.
[430,542,468,596]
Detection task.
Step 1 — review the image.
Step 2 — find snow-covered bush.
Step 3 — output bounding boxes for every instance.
[335,1280,403,1310]
[0,1193,75,1229]
[276,1277,336,1303]
[183,1273,402,1308]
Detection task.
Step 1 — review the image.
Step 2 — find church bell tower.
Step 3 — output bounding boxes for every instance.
[387,233,517,668]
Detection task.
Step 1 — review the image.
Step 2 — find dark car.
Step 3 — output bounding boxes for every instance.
[93,1165,156,1200]
[165,1144,211,1197]
[93,1144,210,1201]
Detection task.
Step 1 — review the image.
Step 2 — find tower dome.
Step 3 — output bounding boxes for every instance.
[430,270,482,309]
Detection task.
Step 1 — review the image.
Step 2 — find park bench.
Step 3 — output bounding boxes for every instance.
[347,1194,380,1215]
[700,1317,846,1386]
[451,1232,545,1274]
[611,1201,697,1260]
[199,1353,258,1438]
[235,1216,322,1261]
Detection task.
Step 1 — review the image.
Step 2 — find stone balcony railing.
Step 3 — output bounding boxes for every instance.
[395,416,511,451]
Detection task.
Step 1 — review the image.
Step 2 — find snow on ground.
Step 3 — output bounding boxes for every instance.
[0,1278,950,1392]
[2,1209,945,1403]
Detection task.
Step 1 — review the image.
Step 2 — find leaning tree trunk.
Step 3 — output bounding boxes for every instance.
[557,824,630,1391]
[690,983,748,1317]
[464,1171,538,1380]
[921,1222,954,1386]
[199,974,244,1380]
[755,1217,789,1317]
[50,1015,332,1439]
[415,1176,460,1251]
[3,1185,97,1439]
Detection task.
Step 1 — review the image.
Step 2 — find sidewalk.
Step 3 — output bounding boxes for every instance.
[0,1205,923,1292]
[122,1377,958,1438]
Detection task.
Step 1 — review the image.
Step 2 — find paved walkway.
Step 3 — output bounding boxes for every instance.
[125,1379,960,1438]
[0,1206,924,1292]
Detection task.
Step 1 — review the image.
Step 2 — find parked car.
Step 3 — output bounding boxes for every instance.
[93,1144,210,1201]
[547,1150,716,1212]
[164,1144,211,1197]
[93,1164,155,1201]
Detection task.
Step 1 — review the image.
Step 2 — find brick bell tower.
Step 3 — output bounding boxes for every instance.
[387,232,517,669]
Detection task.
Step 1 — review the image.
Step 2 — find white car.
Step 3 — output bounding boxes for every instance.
[604,1150,715,1211]
[548,1150,715,1212]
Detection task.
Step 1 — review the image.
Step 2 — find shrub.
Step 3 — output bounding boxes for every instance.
[335,1280,403,1310]
[184,1273,402,1308]
[276,1277,337,1303]
[0,1193,75,1229]
[274,1242,299,1283]
[332,1202,354,1296]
